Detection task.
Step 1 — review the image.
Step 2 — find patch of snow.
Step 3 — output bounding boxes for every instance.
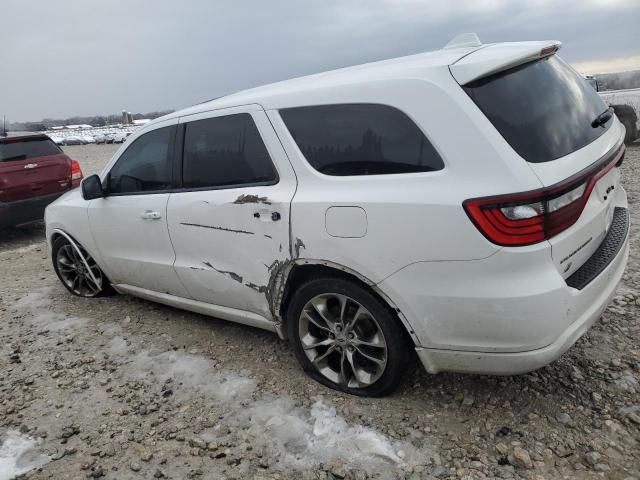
[0,431,49,480]
[13,289,51,311]
[111,339,419,472]
[615,372,639,392]
[0,244,42,257]
[13,290,87,332]
[233,396,417,471]
[109,336,130,357]
[12,289,425,475]
[128,350,256,403]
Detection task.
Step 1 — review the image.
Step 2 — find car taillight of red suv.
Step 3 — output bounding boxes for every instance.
[71,158,84,187]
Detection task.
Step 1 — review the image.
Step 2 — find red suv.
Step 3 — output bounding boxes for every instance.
[0,132,83,228]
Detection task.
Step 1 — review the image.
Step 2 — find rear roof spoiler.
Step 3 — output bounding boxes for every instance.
[450,40,562,85]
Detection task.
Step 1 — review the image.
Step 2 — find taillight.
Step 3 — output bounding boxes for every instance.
[71,159,83,181]
[464,144,624,247]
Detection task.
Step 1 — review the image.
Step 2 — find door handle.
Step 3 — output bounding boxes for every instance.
[141,210,162,220]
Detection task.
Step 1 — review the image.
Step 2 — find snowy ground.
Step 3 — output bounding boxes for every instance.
[0,144,638,480]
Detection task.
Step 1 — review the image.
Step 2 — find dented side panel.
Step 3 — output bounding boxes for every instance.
[265,78,520,285]
[166,106,297,319]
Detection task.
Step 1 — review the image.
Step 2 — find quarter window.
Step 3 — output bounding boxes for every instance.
[280,103,444,176]
[107,126,174,194]
[182,113,278,189]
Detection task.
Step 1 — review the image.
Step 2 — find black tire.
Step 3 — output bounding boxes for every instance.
[52,236,115,297]
[287,277,410,397]
[622,117,638,145]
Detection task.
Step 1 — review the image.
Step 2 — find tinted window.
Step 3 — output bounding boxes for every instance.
[464,56,611,163]
[108,126,174,194]
[280,104,444,176]
[0,137,61,162]
[182,114,278,189]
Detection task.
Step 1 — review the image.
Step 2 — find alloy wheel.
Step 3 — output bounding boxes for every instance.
[298,293,388,388]
[55,243,104,297]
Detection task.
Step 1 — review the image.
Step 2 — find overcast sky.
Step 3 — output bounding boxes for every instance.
[2,0,639,121]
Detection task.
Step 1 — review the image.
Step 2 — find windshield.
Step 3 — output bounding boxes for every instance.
[463,56,612,163]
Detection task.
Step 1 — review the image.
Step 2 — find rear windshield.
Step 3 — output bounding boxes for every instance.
[463,56,612,163]
[0,137,62,162]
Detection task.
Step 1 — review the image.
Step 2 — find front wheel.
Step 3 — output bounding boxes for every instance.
[52,236,113,297]
[287,277,410,397]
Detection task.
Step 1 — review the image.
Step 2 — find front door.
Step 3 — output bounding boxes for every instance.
[88,120,190,297]
[166,105,297,319]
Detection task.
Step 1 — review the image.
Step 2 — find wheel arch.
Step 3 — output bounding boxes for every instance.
[50,228,102,286]
[275,259,420,346]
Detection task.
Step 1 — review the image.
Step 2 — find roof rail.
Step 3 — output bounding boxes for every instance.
[444,33,482,50]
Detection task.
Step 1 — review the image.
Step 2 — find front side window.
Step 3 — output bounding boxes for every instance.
[0,137,61,162]
[182,113,278,189]
[108,126,174,194]
[280,103,444,176]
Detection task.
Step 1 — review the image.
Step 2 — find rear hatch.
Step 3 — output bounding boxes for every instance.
[0,135,72,203]
[454,43,625,280]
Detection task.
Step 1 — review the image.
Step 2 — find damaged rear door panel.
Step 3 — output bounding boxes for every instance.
[166,104,297,319]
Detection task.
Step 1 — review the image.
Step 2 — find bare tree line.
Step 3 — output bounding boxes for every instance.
[595,69,640,92]
[7,110,175,132]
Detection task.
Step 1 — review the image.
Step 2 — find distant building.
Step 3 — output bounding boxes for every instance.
[121,111,135,125]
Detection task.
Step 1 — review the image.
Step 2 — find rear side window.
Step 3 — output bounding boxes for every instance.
[464,56,611,163]
[108,126,174,194]
[0,137,61,162]
[182,113,278,189]
[280,104,444,176]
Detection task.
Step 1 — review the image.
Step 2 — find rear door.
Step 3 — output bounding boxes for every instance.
[166,105,297,319]
[0,136,71,203]
[458,50,626,278]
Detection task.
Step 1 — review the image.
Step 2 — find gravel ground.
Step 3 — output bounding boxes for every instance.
[0,144,638,480]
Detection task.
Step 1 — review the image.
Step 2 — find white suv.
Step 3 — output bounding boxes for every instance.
[45,35,629,396]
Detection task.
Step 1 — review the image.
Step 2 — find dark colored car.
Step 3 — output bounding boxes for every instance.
[0,133,83,228]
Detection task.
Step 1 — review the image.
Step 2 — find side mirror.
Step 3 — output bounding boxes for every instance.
[81,175,105,200]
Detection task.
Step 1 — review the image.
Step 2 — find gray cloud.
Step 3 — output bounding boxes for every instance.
[1,0,639,121]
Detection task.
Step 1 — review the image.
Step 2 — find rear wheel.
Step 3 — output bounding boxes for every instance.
[52,236,113,297]
[287,277,409,397]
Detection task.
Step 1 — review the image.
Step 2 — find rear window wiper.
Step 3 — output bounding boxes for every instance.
[591,107,614,128]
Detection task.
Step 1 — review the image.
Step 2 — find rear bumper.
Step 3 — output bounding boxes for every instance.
[0,192,65,228]
[379,206,630,375]
[415,234,628,374]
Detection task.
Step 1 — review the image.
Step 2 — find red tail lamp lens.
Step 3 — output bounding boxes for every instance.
[464,144,624,246]
[71,159,83,181]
